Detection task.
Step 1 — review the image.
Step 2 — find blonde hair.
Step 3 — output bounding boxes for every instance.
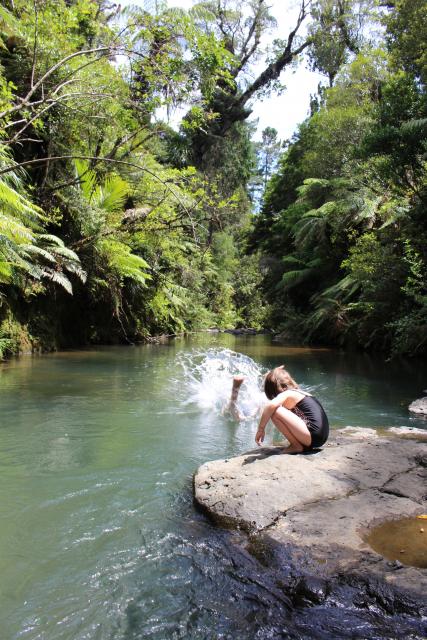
[264,366,298,400]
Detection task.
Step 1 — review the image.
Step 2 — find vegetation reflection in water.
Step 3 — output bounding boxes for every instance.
[0,334,426,639]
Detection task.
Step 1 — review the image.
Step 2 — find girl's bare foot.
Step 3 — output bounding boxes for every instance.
[233,375,245,387]
[228,376,245,421]
[281,443,304,454]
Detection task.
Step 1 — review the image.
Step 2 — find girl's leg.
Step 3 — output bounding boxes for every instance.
[227,375,244,421]
[271,406,312,454]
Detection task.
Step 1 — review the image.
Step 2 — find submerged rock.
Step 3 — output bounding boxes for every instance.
[409,396,427,416]
[223,328,263,335]
[194,428,427,601]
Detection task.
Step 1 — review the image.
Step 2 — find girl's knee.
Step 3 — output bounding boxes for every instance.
[271,414,281,428]
[274,405,292,418]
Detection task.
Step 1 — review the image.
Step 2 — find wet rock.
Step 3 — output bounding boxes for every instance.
[387,426,427,438]
[338,426,378,438]
[291,575,329,606]
[194,428,427,599]
[194,449,354,531]
[409,396,427,416]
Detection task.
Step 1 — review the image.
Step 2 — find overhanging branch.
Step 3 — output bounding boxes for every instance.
[0,155,189,213]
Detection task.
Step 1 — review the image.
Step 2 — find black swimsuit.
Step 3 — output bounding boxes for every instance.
[291,391,329,449]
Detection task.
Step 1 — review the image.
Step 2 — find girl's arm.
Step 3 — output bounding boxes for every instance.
[255,391,290,445]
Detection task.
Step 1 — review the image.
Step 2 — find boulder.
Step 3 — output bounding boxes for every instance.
[194,428,427,598]
[409,396,427,416]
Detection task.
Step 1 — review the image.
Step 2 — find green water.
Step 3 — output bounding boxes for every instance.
[0,334,426,639]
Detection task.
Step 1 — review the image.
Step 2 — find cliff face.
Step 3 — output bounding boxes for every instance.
[194,428,427,600]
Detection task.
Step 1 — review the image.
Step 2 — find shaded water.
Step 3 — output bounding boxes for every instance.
[0,334,426,639]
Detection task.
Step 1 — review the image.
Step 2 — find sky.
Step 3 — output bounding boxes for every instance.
[121,0,326,142]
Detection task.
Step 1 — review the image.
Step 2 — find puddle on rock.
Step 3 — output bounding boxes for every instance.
[366,516,427,568]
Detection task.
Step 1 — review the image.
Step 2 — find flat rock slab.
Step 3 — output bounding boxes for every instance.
[194,428,427,597]
[266,490,427,593]
[195,452,354,531]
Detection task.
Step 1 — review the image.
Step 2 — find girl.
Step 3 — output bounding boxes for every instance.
[255,366,329,453]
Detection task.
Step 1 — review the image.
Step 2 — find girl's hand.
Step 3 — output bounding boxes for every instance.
[255,428,265,446]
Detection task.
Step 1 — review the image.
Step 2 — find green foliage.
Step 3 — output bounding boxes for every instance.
[250,15,427,356]
[3,0,425,358]
[0,0,266,352]
[0,145,85,293]
[386,0,427,84]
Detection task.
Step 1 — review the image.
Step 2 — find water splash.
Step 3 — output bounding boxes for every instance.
[176,348,266,420]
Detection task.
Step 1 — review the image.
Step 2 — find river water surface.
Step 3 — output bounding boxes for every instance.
[1,334,426,639]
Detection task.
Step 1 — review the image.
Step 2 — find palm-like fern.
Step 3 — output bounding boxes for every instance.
[74,159,129,214]
[304,275,361,339]
[97,239,150,286]
[75,160,151,286]
[278,255,324,291]
[293,178,379,250]
[0,146,86,292]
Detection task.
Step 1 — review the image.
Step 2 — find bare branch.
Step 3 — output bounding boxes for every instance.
[0,46,112,120]
[6,92,117,144]
[235,0,311,109]
[0,155,189,213]
[30,0,38,89]
[236,0,265,73]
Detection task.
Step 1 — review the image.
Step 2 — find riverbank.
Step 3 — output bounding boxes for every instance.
[0,319,270,360]
[194,428,427,612]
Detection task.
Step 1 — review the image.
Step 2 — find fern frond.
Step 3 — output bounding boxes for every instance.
[0,261,12,283]
[0,214,35,242]
[74,159,97,202]
[38,234,65,247]
[281,255,305,266]
[46,245,80,261]
[278,268,313,290]
[317,275,360,302]
[61,261,87,283]
[97,239,151,285]
[301,201,337,219]
[95,174,129,213]
[42,268,73,294]
[400,118,427,134]
[22,244,57,263]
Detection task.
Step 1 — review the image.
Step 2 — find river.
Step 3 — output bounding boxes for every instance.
[1,334,426,639]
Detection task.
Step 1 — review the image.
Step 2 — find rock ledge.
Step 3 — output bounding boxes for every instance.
[194,428,427,598]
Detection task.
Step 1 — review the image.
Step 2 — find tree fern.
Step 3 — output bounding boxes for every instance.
[277,257,323,291]
[0,146,85,292]
[75,160,152,289]
[304,275,361,339]
[97,239,151,286]
[74,160,129,213]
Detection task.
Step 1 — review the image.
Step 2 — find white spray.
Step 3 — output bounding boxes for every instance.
[176,348,266,421]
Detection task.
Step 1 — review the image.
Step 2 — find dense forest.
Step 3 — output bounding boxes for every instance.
[0,0,425,358]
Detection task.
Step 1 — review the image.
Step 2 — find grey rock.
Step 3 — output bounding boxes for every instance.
[382,467,427,501]
[409,396,427,416]
[194,428,427,597]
